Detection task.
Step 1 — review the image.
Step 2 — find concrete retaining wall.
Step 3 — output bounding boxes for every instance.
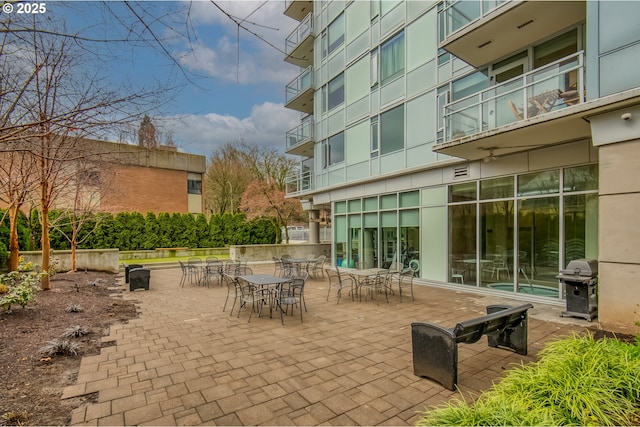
[230,243,330,262]
[21,249,120,273]
[119,248,229,260]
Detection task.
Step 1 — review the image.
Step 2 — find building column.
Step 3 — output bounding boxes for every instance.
[590,106,640,334]
[308,209,320,244]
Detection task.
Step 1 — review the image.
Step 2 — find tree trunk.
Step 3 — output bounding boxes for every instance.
[71,220,77,272]
[40,181,51,290]
[8,205,20,271]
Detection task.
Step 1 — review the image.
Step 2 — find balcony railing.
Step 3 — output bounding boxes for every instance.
[285,13,313,56]
[439,0,508,41]
[443,51,585,142]
[285,65,314,104]
[286,168,313,195]
[286,116,314,151]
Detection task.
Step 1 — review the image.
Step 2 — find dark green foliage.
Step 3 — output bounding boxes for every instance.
[142,212,160,250]
[248,217,277,244]
[0,209,32,253]
[195,214,210,248]
[209,214,224,247]
[0,241,8,267]
[7,208,279,251]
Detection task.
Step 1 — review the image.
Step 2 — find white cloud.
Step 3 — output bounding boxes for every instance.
[162,101,301,156]
[177,0,300,85]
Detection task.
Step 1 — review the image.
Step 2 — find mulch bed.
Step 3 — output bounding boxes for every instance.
[0,271,138,426]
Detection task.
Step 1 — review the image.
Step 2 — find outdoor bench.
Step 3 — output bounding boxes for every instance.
[411,303,534,390]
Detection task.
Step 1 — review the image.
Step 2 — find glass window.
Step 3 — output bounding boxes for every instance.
[480,200,514,289]
[449,182,477,202]
[451,70,490,101]
[380,104,404,155]
[321,85,327,113]
[321,30,328,59]
[564,193,598,264]
[449,204,477,285]
[371,50,378,86]
[518,196,560,297]
[380,31,405,84]
[563,164,598,192]
[518,170,560,196]
[334,215,347,266]
[534,29,578,68]
[328,73,344,110]
[348,199,361,212]
[381,0,401,16]
[370,116,379,157]
[380,194,397,209]
[480,176,514,200]
[187,179,202,195]
[328,13,345,56]
[363,197,378,211]
[327,132,345,165]
[400,191,419,207]
[334,201,347,214]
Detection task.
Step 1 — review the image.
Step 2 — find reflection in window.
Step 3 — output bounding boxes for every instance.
[518,170,560,196]
[380,31,405,84]
[449,181,477,202]
[564,193,598,264]
[380,104,404,155]
[187,179,202,195]
[480,176,514,200]
[328,73,344,110]
[563,164,598,192]
[327,132,344,166]
[449,203,477,286]
[480,201,514,289]
[328,13,344,56]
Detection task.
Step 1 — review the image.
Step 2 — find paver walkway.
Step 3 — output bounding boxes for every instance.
[65,263,587,426]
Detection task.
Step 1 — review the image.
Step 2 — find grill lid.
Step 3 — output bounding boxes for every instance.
[558,258,598,278]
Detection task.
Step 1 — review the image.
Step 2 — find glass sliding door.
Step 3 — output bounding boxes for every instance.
[564,193,598,264]
[449,204,477,285]
[400,209,420,276]
[381,212,397,269]
[517,197,560,297]
[334,215,347,267]
[348,215,361,268]
[363,213,378,268]
[480,200,514,289]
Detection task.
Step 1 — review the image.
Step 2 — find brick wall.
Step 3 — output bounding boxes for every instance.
[100,164,191,214]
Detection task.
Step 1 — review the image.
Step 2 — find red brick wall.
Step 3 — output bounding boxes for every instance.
[100,164,190,214]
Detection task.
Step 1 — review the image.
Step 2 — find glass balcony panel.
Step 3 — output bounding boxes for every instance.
[285,66,314,104]
[443,51,584,141]
[440,0,507,40]
[286,168,314,195]
[286,116,315,150]
[285,13,313,56]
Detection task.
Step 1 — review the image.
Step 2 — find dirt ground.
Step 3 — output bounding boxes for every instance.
[0,271,138,426]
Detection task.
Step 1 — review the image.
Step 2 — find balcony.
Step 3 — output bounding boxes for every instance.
[439,0,585,68]
[284,0,313,22]
[436,51,590,160]
[285,66,314,114]
[285,13,314,68]
[286,115,315,157]
[286,168,314,196]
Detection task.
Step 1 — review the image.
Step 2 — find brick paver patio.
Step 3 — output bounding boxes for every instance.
[65,262,587,426]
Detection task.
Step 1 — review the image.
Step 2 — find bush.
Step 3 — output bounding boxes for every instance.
[417,333,640,426]
[0,256,43,313]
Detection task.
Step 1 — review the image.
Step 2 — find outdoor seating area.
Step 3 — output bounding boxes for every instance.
[70,260,588,426]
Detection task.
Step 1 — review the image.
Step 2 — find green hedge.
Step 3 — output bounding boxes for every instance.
[10,210,279,251]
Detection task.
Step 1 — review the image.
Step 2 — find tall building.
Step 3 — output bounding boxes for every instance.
[283,0,640,333]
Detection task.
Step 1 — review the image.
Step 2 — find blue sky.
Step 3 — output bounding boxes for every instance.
[55,1,302,157]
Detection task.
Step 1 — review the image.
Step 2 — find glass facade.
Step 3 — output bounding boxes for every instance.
[335,165,598,299]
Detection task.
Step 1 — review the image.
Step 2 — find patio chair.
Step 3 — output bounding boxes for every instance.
[274,273,307,324]
[397,268,415,303]
[236,276,270,322]
[358,270,389,305]
[308,255,326,280]
[178,260,188,287]
[281,257,295,278]
[273,256,284,277]
[187,257,203,284]
[205,258,223,287]
[222,273,240,315]
[236,266,253,276]
[326,267,355,304]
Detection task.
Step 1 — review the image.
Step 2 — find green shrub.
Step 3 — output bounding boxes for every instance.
[0,270,42,313]
[417,333,640,426]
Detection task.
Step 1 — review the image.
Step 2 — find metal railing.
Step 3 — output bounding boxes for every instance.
[443,51,585,142]
[439,0,508,41]
[286,115,314,151]
[285,66,314,104]
[286,168,314,195]
[285,13,313,56]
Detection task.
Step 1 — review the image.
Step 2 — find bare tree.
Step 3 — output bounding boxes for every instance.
[204,141,254,215]
[138,115,158,148]
[0,144,38,270]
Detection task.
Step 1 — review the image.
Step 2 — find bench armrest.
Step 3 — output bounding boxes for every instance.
[411,322,458,390]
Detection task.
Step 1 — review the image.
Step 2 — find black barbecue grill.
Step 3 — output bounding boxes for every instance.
[556,259,598,321]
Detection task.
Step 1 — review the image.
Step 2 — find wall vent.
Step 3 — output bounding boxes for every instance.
[453,166,469,179]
